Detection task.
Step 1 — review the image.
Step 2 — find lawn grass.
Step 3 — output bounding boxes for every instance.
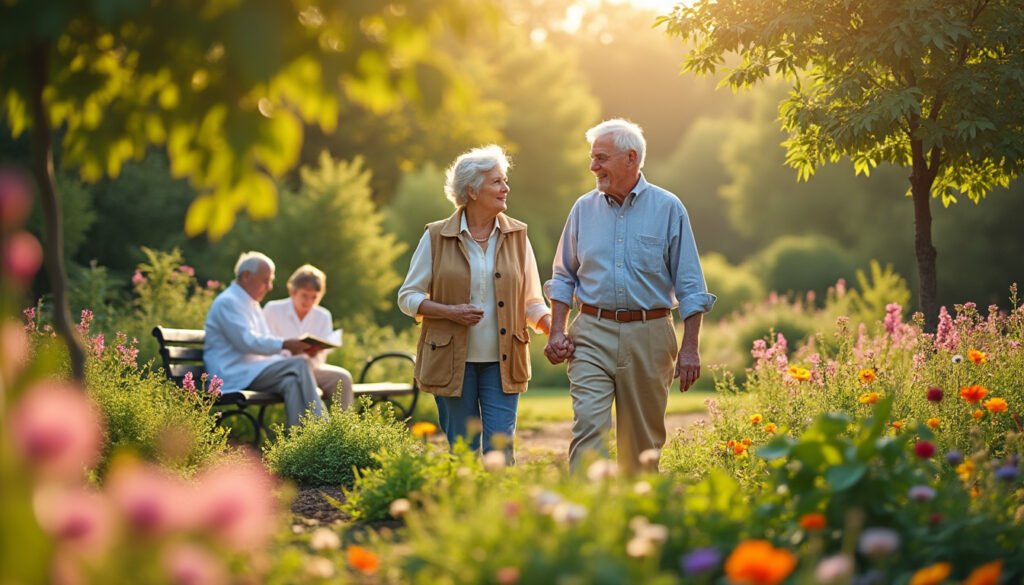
[518,386,712,424]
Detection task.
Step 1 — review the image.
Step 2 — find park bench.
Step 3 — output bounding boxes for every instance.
[152,326,419,446]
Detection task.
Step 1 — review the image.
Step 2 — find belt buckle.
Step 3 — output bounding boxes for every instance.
[614,309,629,322]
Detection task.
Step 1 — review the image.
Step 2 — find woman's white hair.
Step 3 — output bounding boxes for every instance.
[444,144,511,208]
[234,251,275,278]
[585,118,646,169]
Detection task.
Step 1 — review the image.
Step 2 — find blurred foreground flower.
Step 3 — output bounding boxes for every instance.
[410,421,437,438]
[681,547,720,576]
[724,540,796,585]
[193,455,278,551]
[346,545,379,574]
[858,527,900,558]
[9,381,102,480]
[963,560,1003,585]
[908,561,950,585]
[814,554,853,584]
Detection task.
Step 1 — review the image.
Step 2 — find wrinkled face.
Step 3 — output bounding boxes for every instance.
[290,286,321,316]
[239,262,274,302]
[468,166,509,216]
[589,134,638,200]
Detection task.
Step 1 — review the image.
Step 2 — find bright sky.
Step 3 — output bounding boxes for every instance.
[623,0,686,14]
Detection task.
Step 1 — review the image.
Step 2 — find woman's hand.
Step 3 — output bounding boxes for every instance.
[446,304,484,327]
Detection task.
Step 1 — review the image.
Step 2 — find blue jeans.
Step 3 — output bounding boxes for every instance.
[435,362,518,461]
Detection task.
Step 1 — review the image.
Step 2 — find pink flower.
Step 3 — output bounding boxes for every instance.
[0,167,34,228]
[22,306,37,332]
[131,269,145,286]
[163,543,227,585]
[1,319,30,381]
[207,375,223,396]
[884,303,902,335]
[205,280,221,290]
[32,484,116,557]
[90,333,105,359]
[108,462,192,537]
[194,455,278,551]
[182,371,196,393]
[4,231,44,285]
[9,381,103,480]
[934,306,959,352]
[178,265,195,277]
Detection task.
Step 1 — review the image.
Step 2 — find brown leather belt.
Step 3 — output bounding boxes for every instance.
[579,304,671,323]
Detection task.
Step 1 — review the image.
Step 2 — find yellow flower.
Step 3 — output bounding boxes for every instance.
[410,422,438,438]
[750,414,763,425]
[858,391,881,405]
[857,368,877,384]
[983,397,1008,413]
[909,562,951,585]
[968,349,987,365]
[963,560,1002,585]
[957,460,975,482]
[741,437,753,446]
[787,366,811,382]
[763,423,777,434]
[926,417,941,430]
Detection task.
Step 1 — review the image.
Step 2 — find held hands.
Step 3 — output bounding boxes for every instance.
[674,346,701,392]
[447,304,484,327]
[544,330,575,365]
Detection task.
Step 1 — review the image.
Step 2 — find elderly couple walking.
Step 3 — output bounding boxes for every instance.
[399,118,716,473]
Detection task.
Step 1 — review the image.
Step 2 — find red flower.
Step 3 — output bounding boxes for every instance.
[926,386,944,402]
[914,441,936,459]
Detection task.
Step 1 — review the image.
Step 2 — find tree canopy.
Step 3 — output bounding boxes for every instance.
[661,0,1024,328]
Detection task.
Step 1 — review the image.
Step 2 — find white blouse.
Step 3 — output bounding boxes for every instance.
[263,298,336,368]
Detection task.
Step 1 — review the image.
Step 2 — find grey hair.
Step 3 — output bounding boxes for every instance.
[287,264,326,293]
[585,118,646,169]
[444,144,511,207]
[234,251,275,278]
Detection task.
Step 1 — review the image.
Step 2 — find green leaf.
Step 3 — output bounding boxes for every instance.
[825,463,866,491]
[757,436,796,461]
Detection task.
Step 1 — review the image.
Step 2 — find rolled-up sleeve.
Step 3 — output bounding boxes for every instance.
[522,235,550,331]
[397,230,432,318]
[671,206,716,319]
[544,205,579,307]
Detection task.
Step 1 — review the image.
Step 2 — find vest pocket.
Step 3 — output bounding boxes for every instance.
[510,329,532,383]
[418,334,455,387]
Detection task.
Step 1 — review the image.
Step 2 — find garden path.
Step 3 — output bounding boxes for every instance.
[289,413,705,525]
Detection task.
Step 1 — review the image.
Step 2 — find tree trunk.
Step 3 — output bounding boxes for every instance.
[910,154,939,333]
[28,42,85,381]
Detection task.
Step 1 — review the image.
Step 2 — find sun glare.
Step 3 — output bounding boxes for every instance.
[622,0,689,15]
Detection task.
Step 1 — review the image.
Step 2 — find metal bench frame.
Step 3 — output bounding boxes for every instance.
[152,326,419,446]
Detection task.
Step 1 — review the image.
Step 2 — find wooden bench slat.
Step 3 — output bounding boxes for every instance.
[154,327,206,344]
[353,382,416,397]
[163,346,205,361]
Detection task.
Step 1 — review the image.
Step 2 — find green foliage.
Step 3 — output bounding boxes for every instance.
[264,399,416,487]
[26,175,96,261]
[846,260,912,326]
[746,234,854,301]
[700,252,764,317]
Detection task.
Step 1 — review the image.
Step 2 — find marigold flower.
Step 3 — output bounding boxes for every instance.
[983,397,1008,413]
[732,442,748,455]
[926,417,941,430]
[750,414,763,425]
[926,386,944,402]
[724,540,797,585]
[967,349,987,365]
[960,385,989,403]
[857,368,877,384]
[741,437,752,446]
[963,560,1003,585]
[798,512,826,530]
[891,420,904,430]
[763,423,777,434]
[410,422,438,438]
[787,366,811,382]
[973,409,985,420]
[909,562,951,585]
[858,391,880,405]
[914,440,935,459]
[957,460,975,481]
[346,545,379,574]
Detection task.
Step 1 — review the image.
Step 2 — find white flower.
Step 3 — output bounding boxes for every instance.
[952,354,964,364]
[633,481,652,495]
[857,527,901,557]
[483,450,507,471]
[551,502,587,525]
[908,485,937,502]
[639,448,661,468]
[304,556,335,579]
[814,554,854,584]
[389,498,412,518]
[308,527,340,551]
[626,536,655,558]
[532,489,562,513]
[586,459,618,481]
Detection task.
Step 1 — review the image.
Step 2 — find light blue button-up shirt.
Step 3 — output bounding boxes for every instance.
[544,174,716,320]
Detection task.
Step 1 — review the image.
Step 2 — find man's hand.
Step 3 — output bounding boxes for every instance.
[544,330,575,364]
[283,339,312,355]
[447,304,484,327]
[304,345,325,357]
[674,346,701,392]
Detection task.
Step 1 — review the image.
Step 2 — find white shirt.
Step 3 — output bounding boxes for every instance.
[397,213,550,362]
[263,298,335,368]
[203,282,284,393]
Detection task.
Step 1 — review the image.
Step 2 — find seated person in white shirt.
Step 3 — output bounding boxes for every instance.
[263,264,354,410]
[204,251,326,428]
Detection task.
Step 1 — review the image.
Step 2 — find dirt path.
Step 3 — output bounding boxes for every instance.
[290,413,705,524]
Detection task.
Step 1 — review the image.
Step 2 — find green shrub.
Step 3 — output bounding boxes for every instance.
[264,398,417,487]
[701,252,765,317]
[746,234,854,301]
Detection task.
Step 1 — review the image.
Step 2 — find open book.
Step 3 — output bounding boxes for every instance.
[299,329,342,350]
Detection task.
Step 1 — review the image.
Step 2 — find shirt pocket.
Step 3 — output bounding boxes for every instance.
[634,234,666,274]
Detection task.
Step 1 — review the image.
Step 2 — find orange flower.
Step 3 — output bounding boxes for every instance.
[926,417,941,430]
[346,545,380,574]
[763,423,777,434]
[967,349,987,365]
[732,442,748,455]
[750,414,763,425]
[960,385,989,403]
[787,366,811,382]
[891,420,904,430]
[963,560,1003,585]
[741,437,752,446]
[983,397,1008,413]
[909,562,951,585]
[957,460,975,482]
[724,540,797,585]
[798,512,826,530]
[973,409,985,420]
[857,368,877,384]
[410,422,438,438]
[858,391,880,405]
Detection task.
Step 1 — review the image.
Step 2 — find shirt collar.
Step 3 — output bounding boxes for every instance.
[459,210,498,238]
[228,281,260,307]
[602,173,649,207]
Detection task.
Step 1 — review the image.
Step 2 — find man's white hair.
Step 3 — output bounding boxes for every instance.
[585,118,646,169]
[234,251,275,278]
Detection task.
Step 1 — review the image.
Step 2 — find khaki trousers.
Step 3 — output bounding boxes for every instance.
[567,312,677,473]
[314,364,354,410]
[249,357,326,427]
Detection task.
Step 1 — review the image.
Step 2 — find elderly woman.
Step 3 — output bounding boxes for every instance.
[398,145,551,461]
[264,264,355,410]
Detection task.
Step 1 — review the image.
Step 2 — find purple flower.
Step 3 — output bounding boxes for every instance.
[908,485,936,502]
[995,465,1019,482]
[945,450,963,466]
[681,547,721,576]
[926,386,944,402]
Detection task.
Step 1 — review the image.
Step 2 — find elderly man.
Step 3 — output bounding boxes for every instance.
[204,251,326,427]
[544,119,716,473]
